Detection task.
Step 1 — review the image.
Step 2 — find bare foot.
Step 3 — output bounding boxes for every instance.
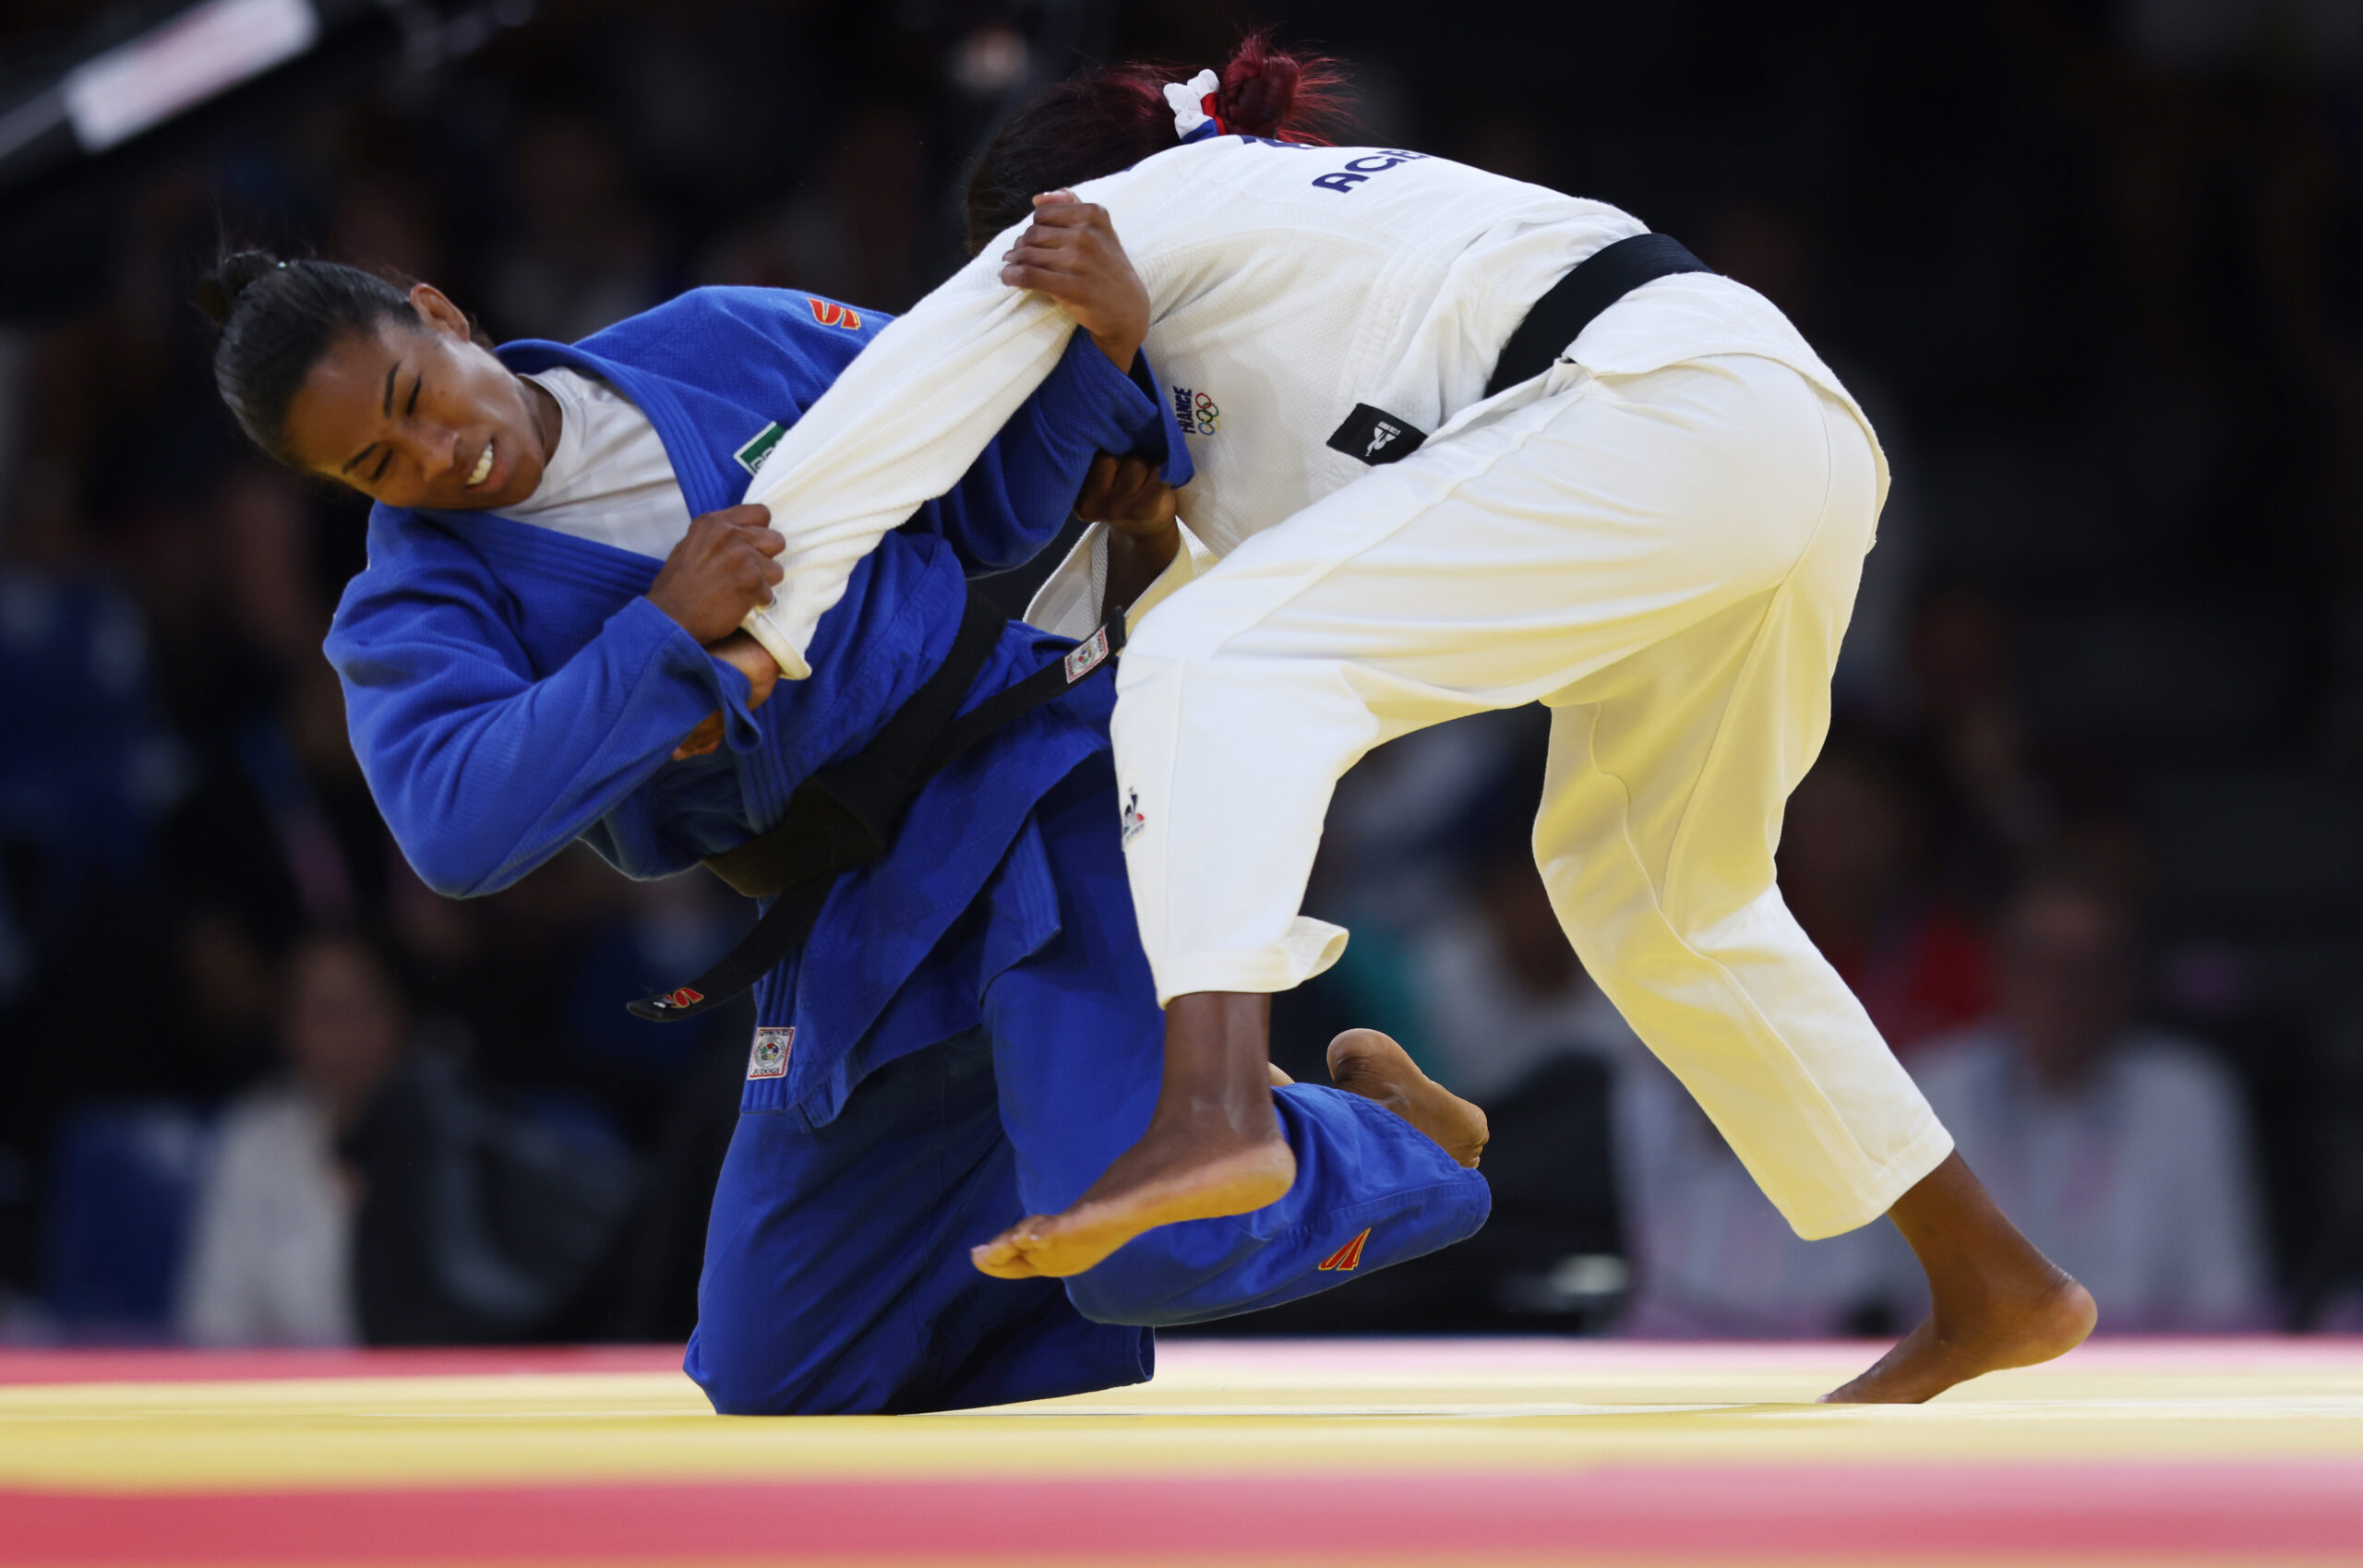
[973,991,1295,1280]
[1325,1028,1488,1168]
[1820,1152,2097,1403]
[1822,1273,2095,1404]
[971,1124,1294,1279]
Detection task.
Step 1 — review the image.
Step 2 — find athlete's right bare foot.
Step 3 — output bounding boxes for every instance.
[971,990,1296,1281]
[970,1121,1295,1279]
[1820,1151,2097,1404]
[1325,1029,1489,1167]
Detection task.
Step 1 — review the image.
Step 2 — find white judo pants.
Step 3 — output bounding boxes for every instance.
[1112,353,1952,1239]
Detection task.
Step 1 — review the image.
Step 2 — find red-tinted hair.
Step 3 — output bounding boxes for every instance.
[964,30,1353,253]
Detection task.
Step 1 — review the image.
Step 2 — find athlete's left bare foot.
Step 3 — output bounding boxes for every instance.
[1819,1152,2097,1404]
[1326,1028,1488,1167]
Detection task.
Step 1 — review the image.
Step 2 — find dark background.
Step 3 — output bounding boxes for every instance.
[4,0,2362,1346]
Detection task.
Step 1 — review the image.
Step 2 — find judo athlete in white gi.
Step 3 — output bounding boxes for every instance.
[732,38,2099,1402]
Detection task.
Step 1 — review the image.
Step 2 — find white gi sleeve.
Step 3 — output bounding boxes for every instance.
[737,250,1074,678]
[1022,519,1219,640]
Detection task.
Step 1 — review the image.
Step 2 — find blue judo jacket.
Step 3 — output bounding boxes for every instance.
[327,286,1186,1123]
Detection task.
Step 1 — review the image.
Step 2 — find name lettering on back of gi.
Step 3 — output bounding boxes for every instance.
[1312,150,1428,193]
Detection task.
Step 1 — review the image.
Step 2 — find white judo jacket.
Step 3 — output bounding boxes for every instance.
[739,133,1876,675]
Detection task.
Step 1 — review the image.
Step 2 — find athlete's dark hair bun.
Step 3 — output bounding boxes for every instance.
[1215,33,1306,139]
[963,30,1352,255]
[195,249,282,328]
[196,247,419,463]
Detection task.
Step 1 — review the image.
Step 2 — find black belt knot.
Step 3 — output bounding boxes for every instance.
[629,589,1123,1022]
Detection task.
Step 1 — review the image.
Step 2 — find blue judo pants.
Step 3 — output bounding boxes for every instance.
[685,760,1492,1415]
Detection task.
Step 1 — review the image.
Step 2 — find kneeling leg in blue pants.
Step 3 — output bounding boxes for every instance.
[982,759,1492,1328]
[688,1033,1152,1416]
[688,760,1490,1412]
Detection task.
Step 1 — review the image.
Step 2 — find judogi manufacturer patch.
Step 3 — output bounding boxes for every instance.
[748,1026,795,1080]
[1325,404,1426,465]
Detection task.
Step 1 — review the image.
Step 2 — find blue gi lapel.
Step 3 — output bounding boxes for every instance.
[419,506,663,594]
[492,339,748,520]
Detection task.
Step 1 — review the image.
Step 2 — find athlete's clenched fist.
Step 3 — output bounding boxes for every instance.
[646,504,785,644]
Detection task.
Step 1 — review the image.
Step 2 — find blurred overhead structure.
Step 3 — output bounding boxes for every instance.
[0,0,529,245]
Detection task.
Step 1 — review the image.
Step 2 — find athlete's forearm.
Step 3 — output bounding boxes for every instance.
[738,257,1074,677]
[337,595,753,898]
[921,335,1178,576]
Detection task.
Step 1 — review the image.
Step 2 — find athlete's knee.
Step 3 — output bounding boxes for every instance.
[690,1330,899,1416]
[1062,1259,1196,1328]
[688,1277,913,1415]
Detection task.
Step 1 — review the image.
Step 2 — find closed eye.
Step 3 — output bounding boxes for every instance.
[370,449,392,484]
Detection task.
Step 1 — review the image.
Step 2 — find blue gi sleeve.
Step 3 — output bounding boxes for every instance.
[329,540,760,899]
[912,332,1194,575]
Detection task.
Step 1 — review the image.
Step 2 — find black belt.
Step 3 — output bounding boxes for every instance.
[1486,232,1713,399]
[1328,232,1713,466]
[628,587,1124,1022]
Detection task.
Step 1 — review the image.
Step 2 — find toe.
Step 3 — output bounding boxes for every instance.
[1325,1027,1398,1079]
[970,1231,1041,1279]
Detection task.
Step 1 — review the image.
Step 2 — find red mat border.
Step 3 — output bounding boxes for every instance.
[5,1464,2361,1561]
[0,1347,687,1386]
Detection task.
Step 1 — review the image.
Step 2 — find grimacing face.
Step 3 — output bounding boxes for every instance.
[278,283,558,511]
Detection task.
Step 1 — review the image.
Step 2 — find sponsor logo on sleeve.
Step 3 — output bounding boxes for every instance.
[807,296,863,330]
[1317,1227,1373,1271]
[1119,788,1147,846]
[748,1025,795,1080]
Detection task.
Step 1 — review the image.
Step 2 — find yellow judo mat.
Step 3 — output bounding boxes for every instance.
[3,1337,2360,1564]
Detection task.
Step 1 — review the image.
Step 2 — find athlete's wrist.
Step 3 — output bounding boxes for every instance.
[1103,518,1181,622]
[1090,329,1146,371]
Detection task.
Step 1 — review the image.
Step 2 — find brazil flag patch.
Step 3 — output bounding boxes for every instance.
[733,421,786,477]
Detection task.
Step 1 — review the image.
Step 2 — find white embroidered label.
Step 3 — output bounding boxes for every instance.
[747,1025,795,1079]
[1063,628,1110,683]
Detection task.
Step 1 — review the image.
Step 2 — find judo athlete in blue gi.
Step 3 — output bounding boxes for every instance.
[195,249,1492,1414]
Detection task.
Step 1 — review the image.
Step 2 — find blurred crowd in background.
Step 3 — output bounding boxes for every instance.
[5,0,2363,1348]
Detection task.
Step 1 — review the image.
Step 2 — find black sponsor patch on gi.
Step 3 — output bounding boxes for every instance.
[1326,404,1428,466]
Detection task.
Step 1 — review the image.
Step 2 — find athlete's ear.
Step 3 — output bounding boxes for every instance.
[408,282,474,341]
